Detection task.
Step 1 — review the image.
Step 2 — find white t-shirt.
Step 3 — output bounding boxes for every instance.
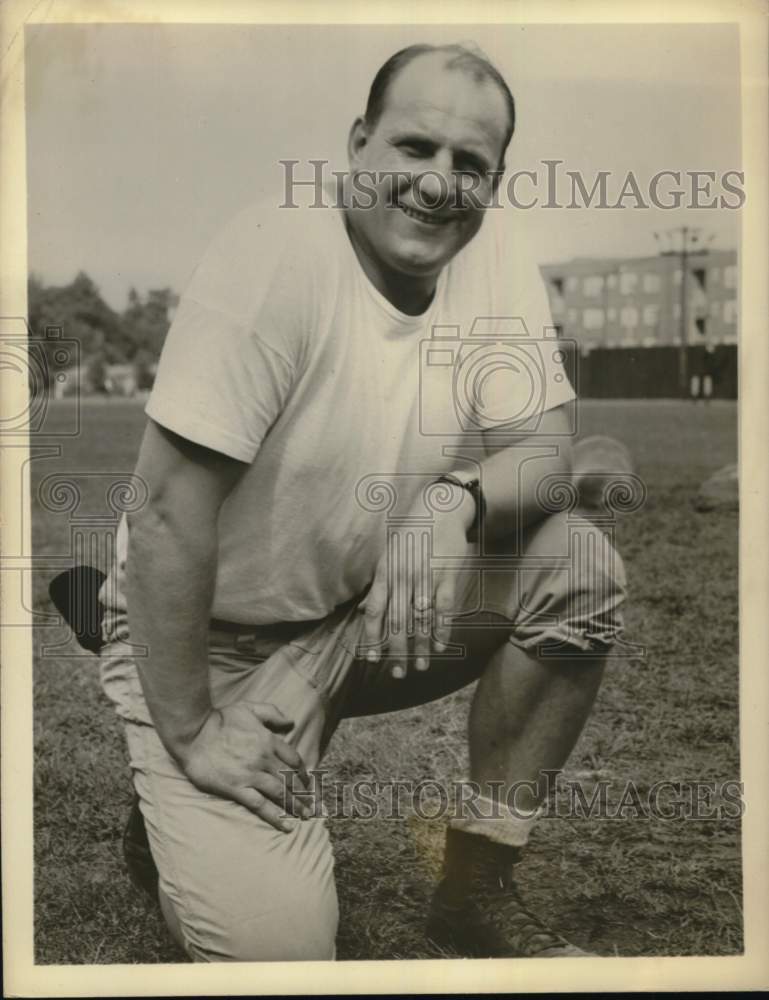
[108,199,575,624]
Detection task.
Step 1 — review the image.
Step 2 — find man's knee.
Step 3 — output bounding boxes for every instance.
[485,512,627,654]
[530,511,626,652]
[188,911,338,963]
[536,509,625,583]
[150,808,340,963]
[166,873,339,963]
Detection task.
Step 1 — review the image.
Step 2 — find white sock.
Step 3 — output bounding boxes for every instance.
[449,794,542,847]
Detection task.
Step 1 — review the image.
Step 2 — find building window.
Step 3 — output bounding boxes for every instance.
[710,267,721,283]
[724,300,738,324]
[619,272,638,295]
[673,269,682,285]
[620,306,639,328]
[566,276,579,292]
[607,307,617,321]
[550,277,564,295]
[607,274,617,289]
[582,308,605,329]
[643,273,661,294]
[567,308,578,325]
[642,336,657,347]
[583,275,604,297]
[709,301,720,318]
[642,304,660,326]
[673,303,681,320]
[724,265,737,289]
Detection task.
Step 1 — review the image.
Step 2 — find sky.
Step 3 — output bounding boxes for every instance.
[25,22,742,311]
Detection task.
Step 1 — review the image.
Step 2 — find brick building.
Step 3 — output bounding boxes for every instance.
[540,248,738,352]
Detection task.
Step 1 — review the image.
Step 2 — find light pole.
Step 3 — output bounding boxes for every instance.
[653,226,710,398]
[678,226,690,396]
[603,266,618,343]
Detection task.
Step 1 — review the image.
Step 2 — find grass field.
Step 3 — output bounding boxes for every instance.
[32,397,741,963]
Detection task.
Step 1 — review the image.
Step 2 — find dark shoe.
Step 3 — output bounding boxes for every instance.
[426,828,593,958]
[122,793,159,900]
[48,565,107,654]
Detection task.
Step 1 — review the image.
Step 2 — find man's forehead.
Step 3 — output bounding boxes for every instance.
[379,53,509,149]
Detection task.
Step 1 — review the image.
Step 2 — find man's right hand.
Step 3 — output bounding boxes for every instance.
[127,424,314,834]
[176,701,313,833]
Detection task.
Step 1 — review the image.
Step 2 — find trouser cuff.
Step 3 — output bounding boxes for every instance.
[448,795,541,847]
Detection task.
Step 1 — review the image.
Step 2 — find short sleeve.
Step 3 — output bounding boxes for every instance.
[470,216,576,430]
[145,203,306,462]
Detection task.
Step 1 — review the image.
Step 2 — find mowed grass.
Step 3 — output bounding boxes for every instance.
[32,397,741,963]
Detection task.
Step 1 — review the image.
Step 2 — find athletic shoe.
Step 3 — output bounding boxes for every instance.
[426,828,593,957]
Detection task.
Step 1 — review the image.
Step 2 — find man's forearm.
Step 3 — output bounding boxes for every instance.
[125,505,217,760]
[479,437,572,540]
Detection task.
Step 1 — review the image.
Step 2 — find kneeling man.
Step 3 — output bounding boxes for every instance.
[100,42,626,961]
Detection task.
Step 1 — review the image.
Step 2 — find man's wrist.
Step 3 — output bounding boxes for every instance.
[453,486,477,534]
[161,709,213,766]
[135,665,213,762]
[433,473,485,540]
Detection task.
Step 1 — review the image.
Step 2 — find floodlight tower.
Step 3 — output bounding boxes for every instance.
[653,226,713,397]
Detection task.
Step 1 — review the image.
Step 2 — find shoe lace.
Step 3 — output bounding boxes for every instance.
[493,878,570,952]
[470,852,570,954]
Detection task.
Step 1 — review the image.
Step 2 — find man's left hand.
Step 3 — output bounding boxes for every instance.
[359,482,476,677]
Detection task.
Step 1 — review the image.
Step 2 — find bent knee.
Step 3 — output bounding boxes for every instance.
[567,514,626,600]
[525,511,626,597]
[488,512,628,654]
[188,911,337,962]
[161,869,338,963]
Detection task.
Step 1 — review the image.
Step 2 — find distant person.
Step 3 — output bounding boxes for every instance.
[691,344,719,402]
[99,43,627,961]
[702,343,719,401]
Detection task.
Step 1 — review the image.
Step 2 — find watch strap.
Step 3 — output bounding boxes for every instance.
[434,473,486,542]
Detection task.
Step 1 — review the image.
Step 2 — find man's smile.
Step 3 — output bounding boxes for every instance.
[395,200,455,226]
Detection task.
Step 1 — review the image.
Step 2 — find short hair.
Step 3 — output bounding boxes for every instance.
[364,43,516,168]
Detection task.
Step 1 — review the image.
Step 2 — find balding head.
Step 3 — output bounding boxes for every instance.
[365,43,516,171]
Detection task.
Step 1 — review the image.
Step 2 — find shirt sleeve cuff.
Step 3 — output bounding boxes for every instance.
[145,397,258,463]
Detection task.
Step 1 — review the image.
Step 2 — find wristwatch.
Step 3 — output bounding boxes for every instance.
[433,473,486,542]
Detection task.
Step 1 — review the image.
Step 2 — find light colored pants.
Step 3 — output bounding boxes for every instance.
[100,511,626,962]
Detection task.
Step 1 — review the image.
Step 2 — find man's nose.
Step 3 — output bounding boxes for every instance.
[414,152,454,210]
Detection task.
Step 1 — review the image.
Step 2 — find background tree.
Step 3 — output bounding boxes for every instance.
[27,273,177,390]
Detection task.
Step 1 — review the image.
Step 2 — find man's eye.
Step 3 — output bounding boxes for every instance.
[399,144,428,158]
[455,161,485,177]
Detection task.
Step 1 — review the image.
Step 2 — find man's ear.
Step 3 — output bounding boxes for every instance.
[348,116,370,168]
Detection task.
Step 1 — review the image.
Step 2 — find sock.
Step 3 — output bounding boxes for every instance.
[448,793,541,847]
[440,826,523,903]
